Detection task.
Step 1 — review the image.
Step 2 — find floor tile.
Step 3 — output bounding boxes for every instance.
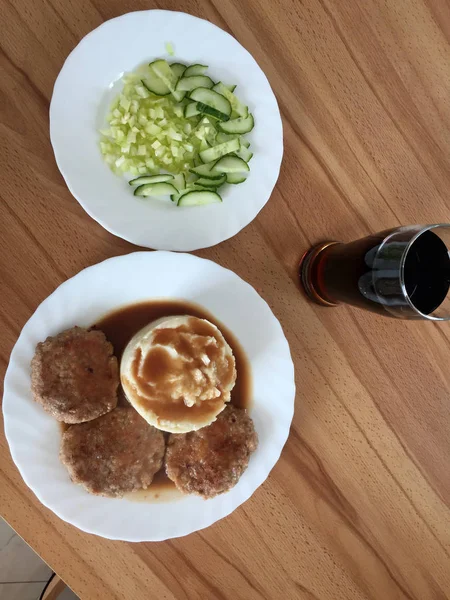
[0,518,52,583]
[0,581,44,600]
[0,521,15,553]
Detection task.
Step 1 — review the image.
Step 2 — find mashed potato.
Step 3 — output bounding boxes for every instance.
[120,316,236,433]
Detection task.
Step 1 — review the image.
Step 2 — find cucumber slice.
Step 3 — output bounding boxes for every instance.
[171,183,206,202]
[149,59,185,102]
[214,155,249,173]
[215,132,234,144]
[184,102,201,118]
[212,82,248,117]
[196,103,230,122]
[189,161,222,179]
[177,190,222,206]
[195,174,226,187]
[183,64,208,77]
[172,173,186,191]
[173,90,187,102]
[176,76,214,92]
[149,59,177,86]
[134,182,178,197]
[218,113,254,134]
[226,172,248,184]
[141,69,170,96]
[199,138,240,163]
[170,63,186,79]
[185,171,199,184]
[212,83,236,92]
[241,137,251,148]
[171,189,186,203]
[211,82,226,94]
[199,137,210,152]
[129,174,174,186]
[188,88,231,117]
[236,146,254,162]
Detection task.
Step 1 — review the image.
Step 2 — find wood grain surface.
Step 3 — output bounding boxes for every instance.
[1,1,450,599]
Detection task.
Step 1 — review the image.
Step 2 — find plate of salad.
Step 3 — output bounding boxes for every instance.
[50,10,283,251]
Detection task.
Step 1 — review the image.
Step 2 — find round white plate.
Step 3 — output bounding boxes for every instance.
[3,252,295,541]
[50,10,283,251]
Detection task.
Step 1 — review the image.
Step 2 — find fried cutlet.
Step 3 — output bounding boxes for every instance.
[31,326,119,423]
[60,406,165,497]
[165,405,258,498]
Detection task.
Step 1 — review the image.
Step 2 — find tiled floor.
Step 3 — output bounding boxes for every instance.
[0,518,78,599]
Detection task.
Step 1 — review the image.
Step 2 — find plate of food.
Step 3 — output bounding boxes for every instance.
[50,10,283,251]
[3,252,295,541]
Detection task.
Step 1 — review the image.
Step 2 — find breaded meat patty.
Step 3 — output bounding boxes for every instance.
[31,327,119,423]
[60,406,165,497]
[165,405,258,498]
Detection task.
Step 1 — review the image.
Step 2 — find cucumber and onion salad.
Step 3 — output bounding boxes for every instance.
[99,58,254,207]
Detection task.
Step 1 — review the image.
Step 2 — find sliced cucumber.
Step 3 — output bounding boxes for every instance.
[184,102,201,118]
[148,60,175,85]
[188,88,231,118]
[177,190,222,206]
[226,172,248,184]
[108,59,254,201]
[141,69,170,96]
[189,161,222,179]
[212,82,248,117]
[218,113,254,134]
[176,76,214,92]
[129,174,174,186]
[183,64,208,77]
[215,132,235,144]
[195,174,226,187]
[185,171,199,184]
[170,63,186,79]
[172,173,186,191]
[134,182,178,197]
[196,102,230,122]
[170,189,186,203]
[211,83,236,92]
[212,82,228,94]
[171,183,205,202]
[236,146,254,162]
[199,137,210,152]
[214,155,249,173]
[149,59,185,102]
[199,138,240,163]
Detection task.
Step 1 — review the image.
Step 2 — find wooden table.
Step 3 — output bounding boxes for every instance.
[1,1,450,598]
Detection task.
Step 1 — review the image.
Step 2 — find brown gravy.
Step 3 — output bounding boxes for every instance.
[93,299,252,501]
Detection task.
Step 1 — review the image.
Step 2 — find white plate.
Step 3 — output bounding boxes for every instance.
[50,10,283,251]
[3,252,295,541]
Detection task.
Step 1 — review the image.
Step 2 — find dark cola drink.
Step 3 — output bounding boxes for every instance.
[300,227,450,319]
